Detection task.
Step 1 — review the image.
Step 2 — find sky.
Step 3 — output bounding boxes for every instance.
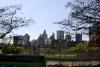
[0,0,88,41]
[0,0,71,40]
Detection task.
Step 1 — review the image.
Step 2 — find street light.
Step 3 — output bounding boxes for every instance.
[58,39,63,65]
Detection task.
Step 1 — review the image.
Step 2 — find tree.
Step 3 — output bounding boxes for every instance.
[57,0,100,35]
[0,5,33,39]
[67,43,100,53]
[1,45,21,54]
[67,43,87,52]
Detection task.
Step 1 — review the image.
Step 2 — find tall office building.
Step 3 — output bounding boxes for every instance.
[50,33,55,41]
[75,34,82,42]
[37,30,48,47]
[65,35,71,42]
[22,34,30,45]
[57,30,64,40]
[42,30,47,39]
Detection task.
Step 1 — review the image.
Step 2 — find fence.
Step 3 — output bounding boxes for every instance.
[0,55,46,67]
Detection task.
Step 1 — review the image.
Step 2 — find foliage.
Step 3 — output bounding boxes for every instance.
[88,46,100,52]
[46,49,59,55]
[1,45,21,54]
[67,0,100,24]
[57,0,100,35]
[46,54,76,59]
[67,43,87,52]
[21,46,33,55]
[67,43,100,53]
[0,5,33,38]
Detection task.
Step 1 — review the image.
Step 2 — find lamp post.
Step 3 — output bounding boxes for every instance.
[58,39,62,65]
[56,39,66,67]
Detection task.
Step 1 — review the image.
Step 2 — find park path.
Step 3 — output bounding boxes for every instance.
[46,60,99,67]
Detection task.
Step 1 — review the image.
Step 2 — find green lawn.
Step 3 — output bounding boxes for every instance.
[45,54,76,60]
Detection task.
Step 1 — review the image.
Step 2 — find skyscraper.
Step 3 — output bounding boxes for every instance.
[75,34,82,42]
[65,35,71,42]
[57,30,64,40]
[42,30,47,39]
[22,34,30,45]
[37,30,48,47]
[50,33,55,41]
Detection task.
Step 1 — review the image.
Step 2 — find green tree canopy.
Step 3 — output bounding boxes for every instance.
[1,45,21,54]
[68,43,100,53]
[67,43,87,52]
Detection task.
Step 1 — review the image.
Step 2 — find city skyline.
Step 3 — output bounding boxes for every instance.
[0,0,89,41]
[0,0,71,40]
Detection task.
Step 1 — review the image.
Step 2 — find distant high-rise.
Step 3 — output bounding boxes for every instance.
[37,30,48,47]
[13,36,21,45]
[45,38,51,45]
[13,34,30,45]
[22,34,30,45]
[57,30,64,40]
[65,35,71,42]
[75,34,82,42]
[42,30,47,39]
[50,33,55,41]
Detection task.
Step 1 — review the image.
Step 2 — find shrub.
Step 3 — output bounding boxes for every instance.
[67,43,100,53]
[1,45,21,54]
[67,43,87,52]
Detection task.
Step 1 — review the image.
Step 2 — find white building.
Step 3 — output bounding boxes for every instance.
[13,34,30,45]
[22,34,30,45]
[45,38,51,45]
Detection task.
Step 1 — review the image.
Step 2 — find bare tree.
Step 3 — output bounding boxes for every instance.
[0,5,33,39]
[56,0,100,35]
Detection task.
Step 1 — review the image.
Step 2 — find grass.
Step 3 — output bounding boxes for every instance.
[45,54,76,60]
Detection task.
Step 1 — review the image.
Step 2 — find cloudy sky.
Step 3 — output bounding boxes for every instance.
[0,0,71,40]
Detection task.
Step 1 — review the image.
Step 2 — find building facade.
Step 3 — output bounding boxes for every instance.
[75,34,82,42]
[65,35,71,42]
[57,30,64,40]
[37,30,48,47]
[13,34,30,45]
